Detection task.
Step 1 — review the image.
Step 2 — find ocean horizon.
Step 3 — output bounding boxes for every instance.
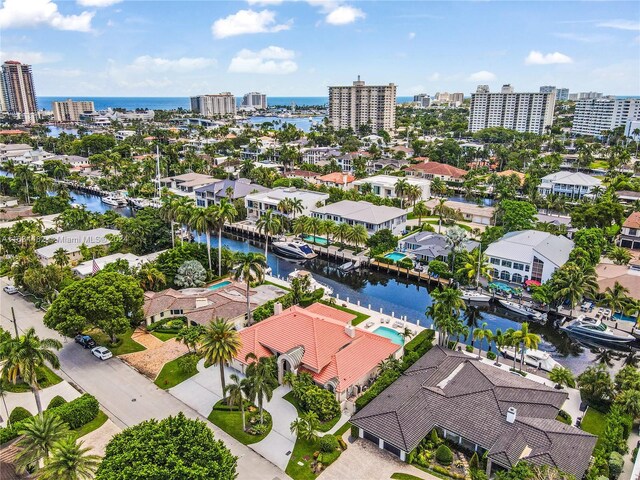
[37,96,416,111]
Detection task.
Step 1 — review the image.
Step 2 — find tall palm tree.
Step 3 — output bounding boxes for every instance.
[334,222,351,247]
[0,328,62,415]
[347,224,368,251]
[289,198,304,220]
[232,252,267,324]
[394,178,409,208]
[320,219,336,253]
[433,198,448,234]
[190,205,219,271]
[553,264,599,317]
[445,226,468,270]
[136,263,166,291]
[292,215,310,237]
[307,216,323,240]
[599,281,631,316]
[15,414,69,473]
[198,318,242,397]
[174,196,195,244]
[224,373,252,431]
[428,287,466,346]
[456,247,492,286]
[431,177,448,197]
[244,353,278,425]
[256,210,282,260]
[493,328,506,365]
[160,195,180,248]
[38,437,100,480]
[214,199,237,277]
[290,412,320,441]
[473,322,493,359]
[510,323,540,371]
[413,200,429,228]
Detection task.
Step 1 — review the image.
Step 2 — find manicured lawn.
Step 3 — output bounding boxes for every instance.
[151,331,178,341]
[2,365,62,393]
[264,280,291,290]
[334,421,351,437]
[283,391,340,432]
[286,436,342,480]
[391,473,424,480]
[581,407,607,449]
[319,300,370,326]
[88,327,146,356]
[208,400,271,445]
[73,410,108,438]
[154,353,199,389]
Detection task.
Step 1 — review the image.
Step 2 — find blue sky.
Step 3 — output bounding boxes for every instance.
[1,0,639,97]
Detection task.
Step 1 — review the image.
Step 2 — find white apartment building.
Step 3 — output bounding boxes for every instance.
[241,92,267,110]
[352,175,431,202]
[311,200,407,235]
[434,92,464,106]
[245,187,329,220]
[538,171,602,199]
[578,92,603,100]
[190,93,236,116]
[413,94,431,108]
[556,88,569,101]
[301,147,341,165]
[572,98,640,136]
[626,120,640,140]
[328,76,396,132]
[52,99,95,122]
[485,230,574,284]
[468,84,555,134]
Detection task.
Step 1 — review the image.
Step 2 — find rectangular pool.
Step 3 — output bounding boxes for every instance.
[373,326,405,345]
[208,280,232,291]
[613,312,636,322]
[384,252,406,262]
[303,235,328,246]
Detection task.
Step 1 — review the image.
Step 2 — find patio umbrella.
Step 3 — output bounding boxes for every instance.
[525,280,541,287]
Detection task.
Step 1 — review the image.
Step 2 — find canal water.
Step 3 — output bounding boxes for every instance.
[2,179,602,373]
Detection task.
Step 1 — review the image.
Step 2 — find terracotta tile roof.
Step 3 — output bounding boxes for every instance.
[317,172,356,184]
[407,161,467,178]
[497,170,525,185]
[235,303,399,392]
[624,212,640,229]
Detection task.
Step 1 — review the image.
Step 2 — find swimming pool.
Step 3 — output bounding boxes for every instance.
[208,280,232,291]
[613,312,636,322]
[373,326,405,345]
[384,252,406,262]
[303,235,328,246]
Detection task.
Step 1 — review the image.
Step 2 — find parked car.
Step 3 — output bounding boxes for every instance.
[91,346,113,360]
[3,285,18,294]
[74,335,97,349]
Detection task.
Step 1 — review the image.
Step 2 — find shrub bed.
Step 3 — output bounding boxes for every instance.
[9,406,31,424]
[147,316,187,333]
[47,395,67,410]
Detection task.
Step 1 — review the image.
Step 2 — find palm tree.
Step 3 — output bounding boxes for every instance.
[413,200,429,227]
[493,328,506,365]
[347,224,368,251]
[38,436,100,480]
[0,328,62,415]
[321,219,336,253]
[292,215,310,237]
[224,373,251,431]
[232,252,267,324]
[456,248,492,286]
[136,263,166,291]
[334,222,351,247]
[174,196,195,244]
[377,355,401,374]
[599,281,631,317]
[289,198,304,219]
[394,178,409,208]
[290,412,320,441]
[190,205,218,271]
[625,350,640,368]
[244,353,278,425]
[445,226,468,270]
[548,366,575,389]
[15,414,69,473]
[428,287,466,346]
[594,348,615,367]
[198,318,242,397]
[405,184,422,206]
[0,384,10,426]
[256,210,282,260]
[433,198,448,234]
[553,264,599,317]
[472,322,493,359]
[52,248,69,270]
[214,199,237,277]
[617,390,640,420]
[399,327,415,345]
[504,328,519,370]
[431,177,448,197]
[510,323,540,371]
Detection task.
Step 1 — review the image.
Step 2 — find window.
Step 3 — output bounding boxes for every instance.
[501,260,512,268]
[512,273,523,283]
[500,271,511,281]
[513,263,524,271]
[490,258,500,265]
[531,256,544,282]
[525,265,530,272]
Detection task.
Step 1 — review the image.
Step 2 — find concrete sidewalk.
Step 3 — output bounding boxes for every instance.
[0,381,81,426]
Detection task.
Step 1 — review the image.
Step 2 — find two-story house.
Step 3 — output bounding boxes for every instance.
[537,171,602,200]
[245,187,329,220]
[619,212,640,250]
[311,200,407,235]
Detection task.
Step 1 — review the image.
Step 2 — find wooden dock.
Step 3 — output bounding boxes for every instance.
[369,260,450,286]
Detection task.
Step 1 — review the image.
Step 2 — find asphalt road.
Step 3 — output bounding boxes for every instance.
[0,277,289,480]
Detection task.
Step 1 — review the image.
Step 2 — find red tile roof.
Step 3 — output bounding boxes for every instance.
[407,161,467,178]
[624,212,640,229]
[317,172,356,185]
[235,304,399,392]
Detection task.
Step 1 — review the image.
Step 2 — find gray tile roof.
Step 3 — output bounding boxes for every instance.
[351,346,596,479]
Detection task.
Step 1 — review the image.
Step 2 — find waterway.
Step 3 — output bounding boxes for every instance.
[2,182,604,373]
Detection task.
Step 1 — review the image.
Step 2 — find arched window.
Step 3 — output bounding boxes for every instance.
[500,271,510,281]
[512,273,523,284]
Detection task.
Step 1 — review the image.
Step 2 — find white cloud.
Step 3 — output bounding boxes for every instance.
[246,0,284,5]
[408,32,416,40]
[212,9,291,38]
[427,72,441,81]
[0,50,60,64]
[128,55,217,72]
[77,0,121,7]
[325,5,365,25]
[0,0,94,32]
[597,20,640,31]
[228,46,297,74]
[525,50,573,65]
[467,70,496,81]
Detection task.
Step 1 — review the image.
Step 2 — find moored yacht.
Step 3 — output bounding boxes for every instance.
[460,289,491,303]
[560,315,635,344]
[498,299,547,321]
[499,346,562,372]
[101,194,126,207]
[272,240,317,260]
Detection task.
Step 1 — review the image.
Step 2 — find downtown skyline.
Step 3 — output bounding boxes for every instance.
[0,0,639,97]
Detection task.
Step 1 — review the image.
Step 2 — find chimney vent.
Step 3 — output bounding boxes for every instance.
[506,407,517,424]
[274,302,282,315]
[344,324,355,338]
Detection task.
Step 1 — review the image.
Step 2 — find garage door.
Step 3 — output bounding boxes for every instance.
[363,431,379,445]
[383,442,401,458]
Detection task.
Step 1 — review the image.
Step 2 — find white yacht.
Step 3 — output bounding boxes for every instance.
[287,270,333,295]
[460,289,491,303]
[101,194,126,207]
[272,240,317,260]
[499,346,562,372]
[560,315,635,344]
[498,299,547,321]
[338,260,360,273]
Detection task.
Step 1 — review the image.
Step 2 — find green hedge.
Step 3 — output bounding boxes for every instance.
[47,395,67,410]
[355,369,401,411]
[9,406,31,424]
[147,316,187,332]
[252,293,294,322]
[0,393,99,444]
[404,329,435,356]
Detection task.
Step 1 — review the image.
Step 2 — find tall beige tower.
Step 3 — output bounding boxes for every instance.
[1,60,38,123]
[329,77,396,132]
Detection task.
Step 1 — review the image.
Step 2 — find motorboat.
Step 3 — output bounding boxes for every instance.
[460,289,491,303]
[272,240,317,260]
[497,299,547,321]
[499,346,562,372]
[101,194,126,207]
[339,260,360,273]
[287,270,333,295]
[560,315,635,344]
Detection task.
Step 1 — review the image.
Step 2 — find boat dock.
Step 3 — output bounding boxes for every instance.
[369,260,451,286]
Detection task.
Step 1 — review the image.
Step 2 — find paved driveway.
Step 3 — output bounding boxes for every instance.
[0,278,290,480]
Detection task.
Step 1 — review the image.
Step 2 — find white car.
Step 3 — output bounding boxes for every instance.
[3,285,18,294]
[91,346,113,360]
